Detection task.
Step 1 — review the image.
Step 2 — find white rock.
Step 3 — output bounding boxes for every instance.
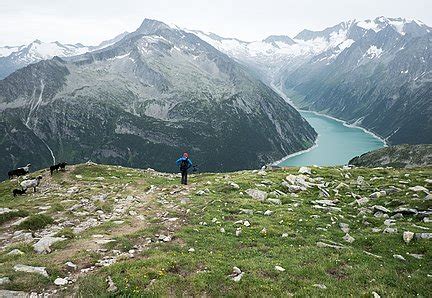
[107,276,117,292]
[229,182,240,189]
[373,205,391,213]
[275,266,285,272]
[339,223,350,233]
[264,210,274,216]
[267,198,282,205]
[75,175,83,179]
[343,233,355,243]
[408,186,428,192]
[220,227,225,233]
[14,264,48,277]
[235,228,242,237]
[188,248,195,252]
[245,189,268,201]
[33,236,66,254]
[372,291,381,298]
[313,284,327,289]
[243,221,251,227]
[54,277,68,286]
[65,261,77,270]
[298,167,311,175]
[403,231,414,244]
[393,254,406,261]
[0,277,10,285]
[7,249,24,256]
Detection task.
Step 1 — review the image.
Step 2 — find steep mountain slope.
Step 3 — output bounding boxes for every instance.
[198,17,432,145]
[0,19,316,179]
[0,163,431,296]
[283,18,432,145]
[0,32,129,79]
[349,144,432,168]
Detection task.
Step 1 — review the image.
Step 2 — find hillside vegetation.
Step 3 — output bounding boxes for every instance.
[0,162,431,296]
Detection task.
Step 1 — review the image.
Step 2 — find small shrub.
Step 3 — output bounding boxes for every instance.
[17,214,54,231]
[0,210,29,225]
[55,227,75,239]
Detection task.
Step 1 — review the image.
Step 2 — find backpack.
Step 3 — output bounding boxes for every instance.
[180,158,189,171]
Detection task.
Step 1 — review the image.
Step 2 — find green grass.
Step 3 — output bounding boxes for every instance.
[0,210,29,225]
[0,163,431,296]
[17,214,54,231]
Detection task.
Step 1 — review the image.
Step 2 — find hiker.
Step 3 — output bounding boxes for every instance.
[176,152,192,185]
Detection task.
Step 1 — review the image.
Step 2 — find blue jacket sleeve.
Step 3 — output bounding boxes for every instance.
[176,158,182,166]
[187,159,193,169]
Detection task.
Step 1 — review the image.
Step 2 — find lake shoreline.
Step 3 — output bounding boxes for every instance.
[270,81,386,166]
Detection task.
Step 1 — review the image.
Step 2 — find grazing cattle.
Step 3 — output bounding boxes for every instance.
[50,162,67,175]
[58,162,67,171]
[20,176,43,192]
[50,164,60,175]
[8,164,31,179]
[12,188,27,197]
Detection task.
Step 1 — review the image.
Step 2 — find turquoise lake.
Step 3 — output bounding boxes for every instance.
[279,111,385,166]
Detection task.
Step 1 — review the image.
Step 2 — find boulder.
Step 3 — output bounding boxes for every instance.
[403,231,414,244]
[245,189,267,201]
[298,167,311,175]
[33,236,66,254]
[14,264,48,277]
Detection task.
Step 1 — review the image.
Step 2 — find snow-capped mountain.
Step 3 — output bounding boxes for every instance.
[0,19,316,177]
[195,17,431,79]
[0,32,129,79]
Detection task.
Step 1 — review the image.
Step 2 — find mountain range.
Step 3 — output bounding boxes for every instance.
[0,32,129,79]
[197,17,432,144]
[0,16,430,178]
[0,19,316,179]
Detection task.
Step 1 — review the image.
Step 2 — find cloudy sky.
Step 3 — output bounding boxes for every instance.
[1,0,431,46]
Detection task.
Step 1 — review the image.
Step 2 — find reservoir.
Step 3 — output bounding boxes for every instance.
[279,110,385,166]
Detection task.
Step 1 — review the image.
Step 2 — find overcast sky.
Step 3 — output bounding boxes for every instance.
[1,0,431,46]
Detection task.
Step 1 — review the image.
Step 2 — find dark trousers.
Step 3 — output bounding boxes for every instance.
[181,170,188,185]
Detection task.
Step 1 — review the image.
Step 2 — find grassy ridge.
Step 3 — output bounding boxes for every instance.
[0,163,431,296]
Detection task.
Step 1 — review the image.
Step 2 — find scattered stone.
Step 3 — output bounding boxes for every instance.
[229,182,240,189]
[313,284,327,289]
[0,277,10,285]
[230,267,243,282]
[298,167,311,175]
[107,276,117,292]
[281,233,288,238]
[33,236,66,254]
[267,198,282,205]
[373,205,391,213]
[383,227,397,234]
[264,210,274,216]
[343,233,355,243]
[220,227,225,233]
[363,251,382,259]
[14,264,48,277]
[415,233,432,239]
[188,248,195,253]
[403,231,414,244]
[372,228,382,233]
[54,277,68,286]
[339,223,350,233]
[235,228,242,237]
[65,261,77,270]
[7,249,24,256]
[245,189,268,201]
[240,209,253,215]
[275,266,285,272]
[316,242,344,250]
[393,254,406,261]
[260,228,267,235]
[355,197,370,206]
[372,291,381,298]
[370,191,386,199]
[243,220,250,227]
[75,175,83,179]
[407,253,424,259]
[408,186,428,192]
